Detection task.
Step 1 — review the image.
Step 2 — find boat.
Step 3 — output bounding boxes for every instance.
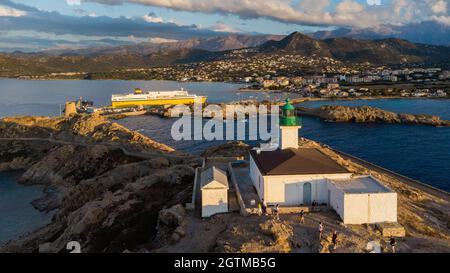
[111,88,207,108]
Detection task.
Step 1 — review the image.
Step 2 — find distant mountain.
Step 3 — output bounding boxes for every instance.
[2,32,449,78]
[310,21,450,46]
[44,34,285,56]
[260,32,330,56]
[259,32,450,65]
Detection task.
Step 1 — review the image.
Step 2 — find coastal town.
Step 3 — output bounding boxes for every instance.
[35,56,450,99]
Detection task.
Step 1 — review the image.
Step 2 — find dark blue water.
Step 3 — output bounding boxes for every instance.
[120,98,450,192]
[0,79,448,196]
[0,172,54,245]
[296,99,450,191]
[298,99,450,119]
[0,79,302,243]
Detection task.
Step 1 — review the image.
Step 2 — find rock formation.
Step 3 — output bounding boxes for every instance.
[0,114,199,253]
[297,105,450,127]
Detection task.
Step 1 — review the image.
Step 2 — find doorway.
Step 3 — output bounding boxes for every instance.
[303,183,312,205]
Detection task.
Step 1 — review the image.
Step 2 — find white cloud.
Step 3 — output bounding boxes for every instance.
[367,0,381,5]
[299,0,330,14]
[208,22,242,33]
[20,0,450,28]
[0,5,27,17]
[143,12,163,23]
[84,0,418,28]
[66,0,82,6]
[432,0,448,14]
[432,15,450,26]
[149,37,178,43]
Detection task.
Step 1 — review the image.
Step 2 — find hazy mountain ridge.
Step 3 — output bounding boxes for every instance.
[42,34,285,56]
[310,21,450,46]
[1,32,449,77]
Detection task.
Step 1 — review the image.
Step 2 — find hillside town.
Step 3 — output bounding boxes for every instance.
[129,60,450,99]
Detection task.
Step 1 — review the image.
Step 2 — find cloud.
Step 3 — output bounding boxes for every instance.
[0,0,223,39]
[143,12,163,23]
[0,0,233,51]
[66,0,82,6]
[0,4,26,17]
[82,0,450,28]
[208,21,242,33]
[431,15,450,26]
[432,0,448,14]
[367,0,381,5]
[148,37,178,43]
[299,0,330,14]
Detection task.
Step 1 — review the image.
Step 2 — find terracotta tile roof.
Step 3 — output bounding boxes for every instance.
[250,148,349,176]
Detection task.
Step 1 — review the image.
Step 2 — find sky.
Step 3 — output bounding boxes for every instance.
[0,0,449,52]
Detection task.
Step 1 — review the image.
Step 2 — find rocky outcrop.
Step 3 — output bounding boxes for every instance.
[0,114,176,153]
[297,105,450,127]
[201,141,250,158]
[158,204,186,227]
[215,218,294,253]
[0,114,199,253]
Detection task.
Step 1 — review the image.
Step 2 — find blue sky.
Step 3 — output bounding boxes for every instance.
[1,0,449,52]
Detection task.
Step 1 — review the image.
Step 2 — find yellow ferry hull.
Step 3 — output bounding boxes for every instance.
[111,97,207,108]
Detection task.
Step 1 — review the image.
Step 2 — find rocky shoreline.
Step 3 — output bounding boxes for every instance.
[0,114,200,252]
[0,114,449,253]
[297,105,450,127]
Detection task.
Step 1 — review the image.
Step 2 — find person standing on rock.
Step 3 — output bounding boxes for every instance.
[257,201,263,216]
[332,230,338,251]
[273,204,280,220]
[299,210,305,224]
[312,200,317,212]
[318,222,324,240]
[261,199,267,216]
[390,236,397,253]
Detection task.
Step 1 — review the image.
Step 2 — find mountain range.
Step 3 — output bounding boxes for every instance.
[42,34,285,56]
[309,21,450,46]
[1,31,449,77]
[260,32,450,65]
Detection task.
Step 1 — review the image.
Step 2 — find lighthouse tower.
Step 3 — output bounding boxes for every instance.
[279,99,301,150]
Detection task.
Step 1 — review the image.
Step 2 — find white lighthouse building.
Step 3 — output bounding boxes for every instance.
[248,99,397,224]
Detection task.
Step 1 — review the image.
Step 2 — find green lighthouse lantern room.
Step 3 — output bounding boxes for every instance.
[280,98,301,127]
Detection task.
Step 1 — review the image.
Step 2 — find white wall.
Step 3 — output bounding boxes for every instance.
[249,157,264,200]
[342,193,397,224]
[201,188,228,218]
[343,194,369,224]
[368,193,397,223]
[263,173,352,205]
[279,126,300,150]
[328,182,345,220]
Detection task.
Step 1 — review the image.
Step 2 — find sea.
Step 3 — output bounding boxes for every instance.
[0,79,449,243]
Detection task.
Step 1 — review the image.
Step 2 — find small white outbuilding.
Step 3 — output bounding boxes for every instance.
[328,176,398,225]
[201,167,229,218]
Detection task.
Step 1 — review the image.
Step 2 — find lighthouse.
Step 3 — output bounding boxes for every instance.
[279,98,301,150]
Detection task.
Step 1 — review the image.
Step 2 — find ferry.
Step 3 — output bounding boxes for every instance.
[111,88,207,108]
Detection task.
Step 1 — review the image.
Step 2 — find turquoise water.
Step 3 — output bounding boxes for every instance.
[0,172,54,245]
